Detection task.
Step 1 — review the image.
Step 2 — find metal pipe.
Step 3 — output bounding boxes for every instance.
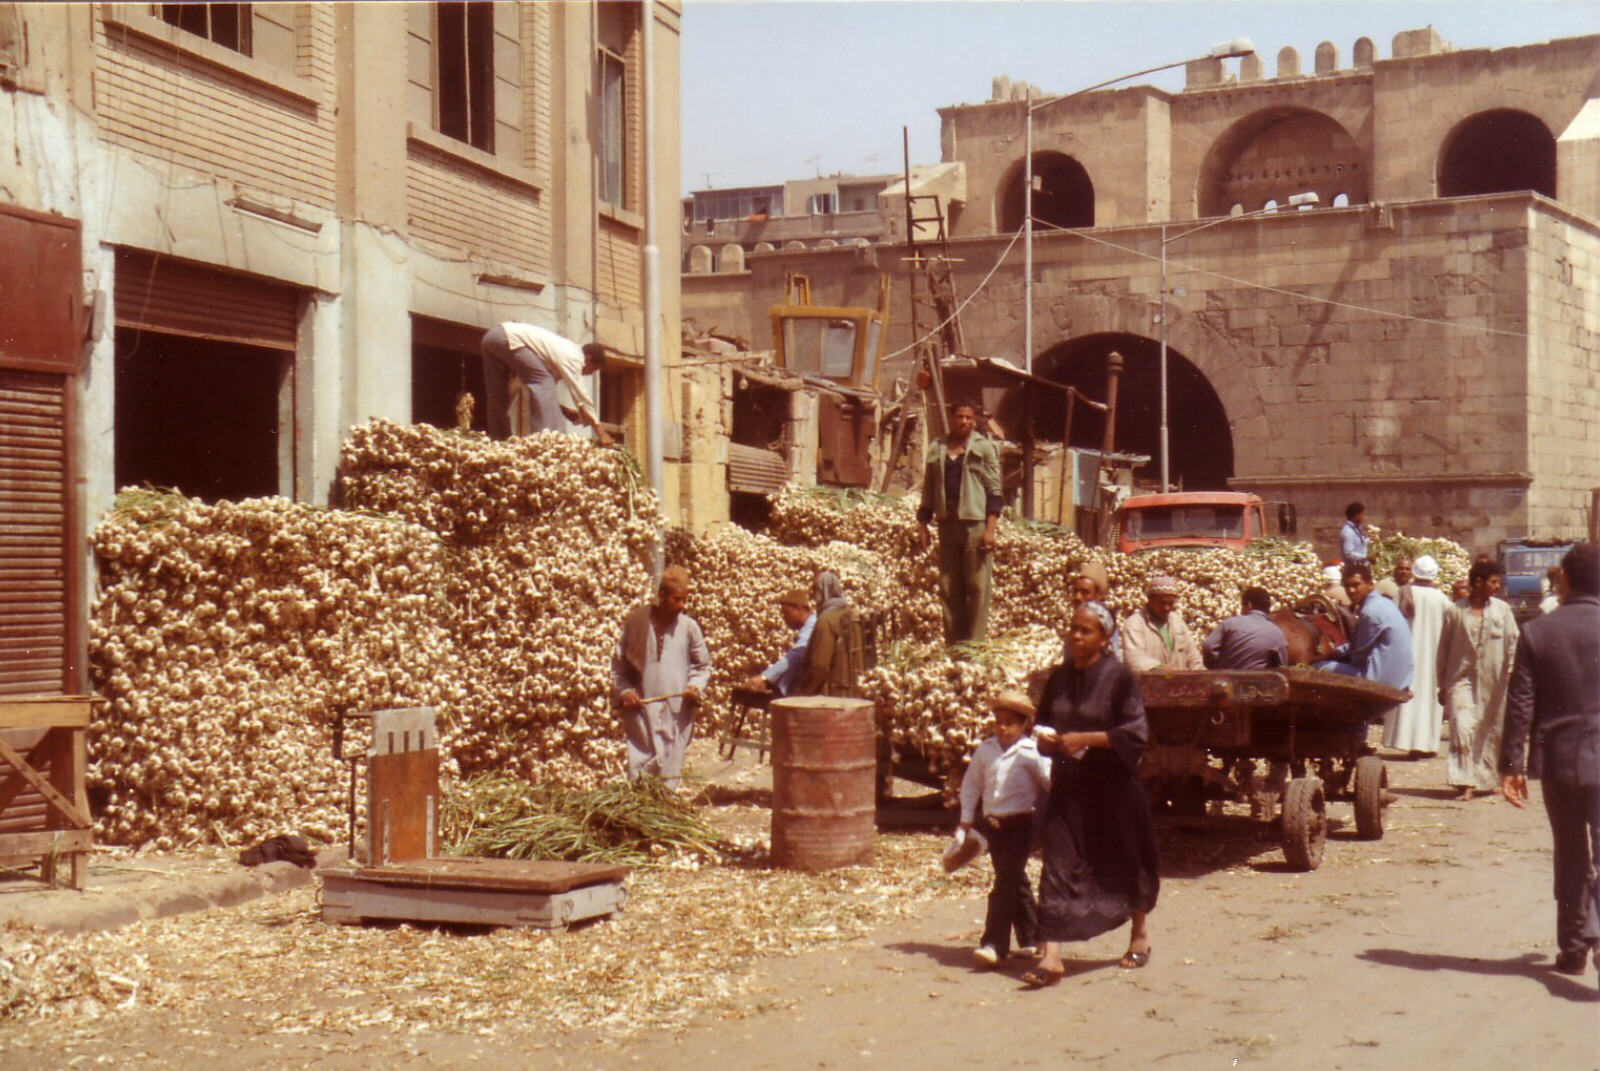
[640,0,664,526]
[1159,224,1169,493]
[1023,85,1033,376]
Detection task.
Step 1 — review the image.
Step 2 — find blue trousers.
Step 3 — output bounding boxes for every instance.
[481,324,566,439]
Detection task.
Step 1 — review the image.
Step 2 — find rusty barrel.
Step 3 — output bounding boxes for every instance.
[769,696,876,871]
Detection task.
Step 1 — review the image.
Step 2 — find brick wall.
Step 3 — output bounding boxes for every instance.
[94,4,337,209]
[597,217,642,306]
[405,151,549,268]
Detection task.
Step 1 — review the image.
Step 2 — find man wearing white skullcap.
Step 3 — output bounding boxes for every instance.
[1384,554,1450,757]
[1120,575,1203,672]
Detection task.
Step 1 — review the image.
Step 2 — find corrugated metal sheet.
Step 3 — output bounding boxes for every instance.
[0,370,68,698]
[726,442,789,496]
[114,248,301,351]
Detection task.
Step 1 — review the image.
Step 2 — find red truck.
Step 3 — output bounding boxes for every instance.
[1115,491,1292,554]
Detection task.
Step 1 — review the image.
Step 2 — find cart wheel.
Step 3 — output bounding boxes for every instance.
[1281,777,1327,871]
[1352,755,1388,840]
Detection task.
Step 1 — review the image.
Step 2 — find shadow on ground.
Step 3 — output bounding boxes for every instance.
[884,939,1122,983]
[1358,948,1600,1002]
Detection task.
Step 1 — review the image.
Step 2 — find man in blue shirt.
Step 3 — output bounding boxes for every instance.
[744,590,815,697]
[1340,501,1369,565]
[1316,562,1414,753]
[1318,562,1414,690]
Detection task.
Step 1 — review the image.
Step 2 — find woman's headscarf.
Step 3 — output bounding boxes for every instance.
[811,569,848,615]
[1080,600,1117,637]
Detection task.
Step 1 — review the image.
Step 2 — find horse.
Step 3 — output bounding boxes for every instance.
[1269,594,1352,666]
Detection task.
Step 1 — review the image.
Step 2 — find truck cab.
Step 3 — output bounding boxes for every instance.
[1497,538,1574,622]
[1115,491,1287,554]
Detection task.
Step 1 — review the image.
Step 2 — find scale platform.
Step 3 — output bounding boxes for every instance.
[319,708,630,931]
[321,857,631,931]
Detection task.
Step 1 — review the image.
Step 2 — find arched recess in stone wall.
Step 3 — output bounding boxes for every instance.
[997,151,1095,233]
[1437,109,1556,198]
[1019,332,1235,490]
[1197,107,1366,217]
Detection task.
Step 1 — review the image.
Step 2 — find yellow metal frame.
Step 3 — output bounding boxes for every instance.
[768,273,892,393]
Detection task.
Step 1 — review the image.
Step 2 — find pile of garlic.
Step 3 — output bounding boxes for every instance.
[340,421,659,784]
[89,423,661,848]
[859,626,1063,783]
[89,495,451,848]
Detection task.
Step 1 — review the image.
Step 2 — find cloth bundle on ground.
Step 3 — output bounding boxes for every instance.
[238,834,317,869]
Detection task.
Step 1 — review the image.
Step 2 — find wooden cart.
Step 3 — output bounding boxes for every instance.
[1138,668,1407,870]
[0,695,94,889]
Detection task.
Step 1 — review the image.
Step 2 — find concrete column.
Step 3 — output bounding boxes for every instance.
[334,6,412,443]
[337,223,414,434]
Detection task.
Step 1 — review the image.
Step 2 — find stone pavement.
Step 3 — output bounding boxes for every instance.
[0,846,342,935]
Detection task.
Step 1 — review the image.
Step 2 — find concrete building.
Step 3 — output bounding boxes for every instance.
[682,170,926,274]
[684,28,1600,557]
[0,2,683,696]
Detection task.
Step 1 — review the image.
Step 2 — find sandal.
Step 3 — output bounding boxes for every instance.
[1020,966,1066,989]
[1119,946,1152,970]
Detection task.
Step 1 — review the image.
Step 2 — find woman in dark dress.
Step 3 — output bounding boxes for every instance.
[1022,602,1159,988]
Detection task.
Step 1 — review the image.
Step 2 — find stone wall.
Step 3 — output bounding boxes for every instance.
[1525,205,1600,538]
[684,193,1597,558]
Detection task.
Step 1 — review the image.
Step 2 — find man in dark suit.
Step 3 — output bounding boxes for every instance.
[1500,542,1600,977]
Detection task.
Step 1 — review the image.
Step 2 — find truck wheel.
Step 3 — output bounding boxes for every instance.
[1352,755,1388,840]
[1281,776,1326,871]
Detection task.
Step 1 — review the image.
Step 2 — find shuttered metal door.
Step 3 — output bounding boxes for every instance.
[0,369,72,697]
[114,249,300,350]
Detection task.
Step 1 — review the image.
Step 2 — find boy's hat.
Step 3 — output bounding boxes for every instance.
[940,825,988,873]
[988,691,1035,722]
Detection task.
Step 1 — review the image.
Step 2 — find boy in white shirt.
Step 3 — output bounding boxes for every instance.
[959,692,1053,968]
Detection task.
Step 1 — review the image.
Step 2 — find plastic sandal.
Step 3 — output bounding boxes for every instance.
[1120,946,1152,970]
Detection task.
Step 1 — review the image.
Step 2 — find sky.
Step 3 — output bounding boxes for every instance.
[680,0,1599,192]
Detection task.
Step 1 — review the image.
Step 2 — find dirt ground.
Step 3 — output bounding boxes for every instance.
[4,744,1598,1069]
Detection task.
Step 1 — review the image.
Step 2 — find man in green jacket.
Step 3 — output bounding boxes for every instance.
[916,402,1003,644]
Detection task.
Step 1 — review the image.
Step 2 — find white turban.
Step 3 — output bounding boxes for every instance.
[1413,555,1440,581]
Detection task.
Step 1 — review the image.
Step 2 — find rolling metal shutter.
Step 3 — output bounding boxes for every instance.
[727,442,790,496]
[0,371,74,841]
[114,248,300,351]
[0,369,72,697]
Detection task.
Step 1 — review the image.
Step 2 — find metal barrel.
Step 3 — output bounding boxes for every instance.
[769,696,876,872]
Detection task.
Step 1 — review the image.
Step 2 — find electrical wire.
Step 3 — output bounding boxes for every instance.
[876,222,1027,363]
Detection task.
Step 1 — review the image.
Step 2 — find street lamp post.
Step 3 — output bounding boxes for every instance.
[1022,39,1252,376]
[1157,191,1318,491]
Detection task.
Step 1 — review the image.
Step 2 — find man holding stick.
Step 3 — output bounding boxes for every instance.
[613,566,712,787]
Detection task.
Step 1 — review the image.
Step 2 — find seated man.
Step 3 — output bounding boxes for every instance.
[1202,587,1289,670]
[796,570,866,697]
[1316,562,1415,690]
[1120,575,1203,672]
[1316,562,1415,752]
[743,590,814,698]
